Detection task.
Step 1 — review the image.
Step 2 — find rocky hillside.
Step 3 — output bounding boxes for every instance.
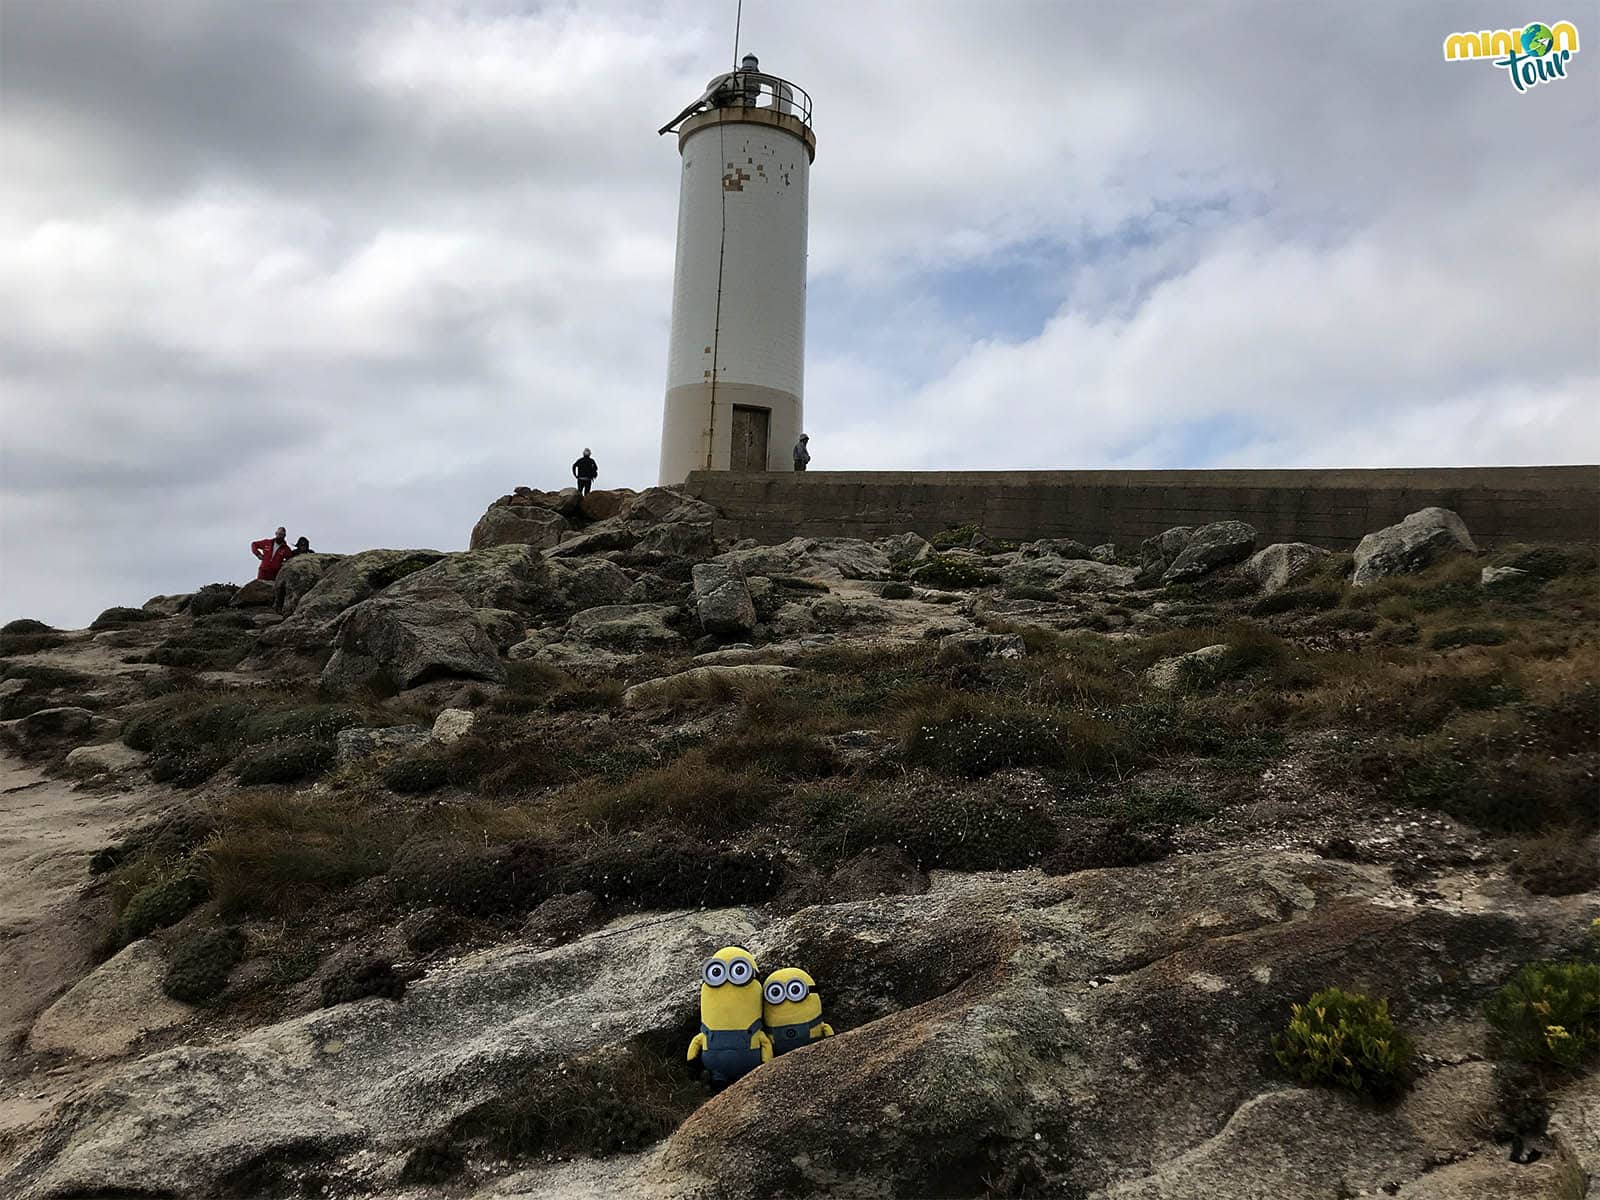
[0,488,1596,1200]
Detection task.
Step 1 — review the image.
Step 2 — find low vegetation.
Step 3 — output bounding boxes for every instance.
[1484,958,1600,1071]
[1273,988,1414,1098]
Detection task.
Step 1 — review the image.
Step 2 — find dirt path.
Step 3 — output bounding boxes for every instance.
[0,754,160,1139]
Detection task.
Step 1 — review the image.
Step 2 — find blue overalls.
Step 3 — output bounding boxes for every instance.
[767,1017,825,1056]
[700,1019,765,1083]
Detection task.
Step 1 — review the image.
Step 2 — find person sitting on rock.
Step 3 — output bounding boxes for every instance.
[572,448,599,497]
[793,434,811,472]
[251,527,291,581]
[274,537,313,613]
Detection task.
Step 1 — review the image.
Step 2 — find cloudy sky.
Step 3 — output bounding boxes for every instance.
[2,1,1596,626]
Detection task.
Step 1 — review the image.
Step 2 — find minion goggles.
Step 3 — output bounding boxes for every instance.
[701,956,757,987]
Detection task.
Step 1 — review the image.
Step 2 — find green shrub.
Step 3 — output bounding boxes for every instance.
[367,552,444,590]
[704,729,837,780]
[1484,960,1600,1070]
[568,838,784,912]
[910,554,997,590]
[1496,545,1591,581]
[904,709,1069,777]
[1308,609,1381,633]
[0,630,68,655]
[187,584,239,616]
[244,705,362,743]
[1040,820,1172,873]
[893,792,1058,871]
[1429,625,1509,650]
[119,869,210,942]
[881,582,914,600]
[383,753,450,794]
[205,791,405,918]
[1004,585,1059,603]
[163,926,247,1004]
[234,738,335,785]
[321,957,405,1006]
[1509,834,1600,896]
[391,839,557,917]
[461,1041,701,1161]
[1250,586,1342,615]
[139,623,254,670]
[1,618,54,635]
[1273,988,1413,1098]
[90,606,160,631]
[578,752,780,835]
[929,524,983,550]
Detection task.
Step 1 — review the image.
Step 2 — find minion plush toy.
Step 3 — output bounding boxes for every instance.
[762,967,834,1055]
[688,946,773,1084]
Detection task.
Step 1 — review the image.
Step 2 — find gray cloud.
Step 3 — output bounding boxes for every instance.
[2,0,1595,625]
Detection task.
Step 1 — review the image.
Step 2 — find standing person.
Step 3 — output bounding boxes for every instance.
[291,536,313,555]
[251,527,291,581]
[572,448,599,497]
[793,434,811,472]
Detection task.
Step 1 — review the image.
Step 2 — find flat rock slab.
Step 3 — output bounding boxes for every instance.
[27,939,193,1059]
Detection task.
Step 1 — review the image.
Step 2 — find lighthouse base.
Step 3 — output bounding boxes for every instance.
[659,381,802,484]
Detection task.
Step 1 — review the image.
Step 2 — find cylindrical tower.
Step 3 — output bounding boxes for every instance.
[657,57,815,484]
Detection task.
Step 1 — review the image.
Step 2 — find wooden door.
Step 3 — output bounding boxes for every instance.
[730,405,770,471]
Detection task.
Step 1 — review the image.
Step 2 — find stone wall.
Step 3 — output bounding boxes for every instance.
[686,466,1599,549]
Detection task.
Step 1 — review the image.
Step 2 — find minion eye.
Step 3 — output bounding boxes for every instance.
[703,960,728,986]
[787,979,809,1003]
[765,981,786,1005]
[728,958,754,985]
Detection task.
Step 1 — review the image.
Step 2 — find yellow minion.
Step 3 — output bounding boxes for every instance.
[762,967,834,1055]
[687,946,773,1083]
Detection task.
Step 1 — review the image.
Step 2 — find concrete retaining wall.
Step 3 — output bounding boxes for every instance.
[686,466,1599,549]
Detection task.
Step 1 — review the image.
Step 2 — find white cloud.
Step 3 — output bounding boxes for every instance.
[1,0,1596,625]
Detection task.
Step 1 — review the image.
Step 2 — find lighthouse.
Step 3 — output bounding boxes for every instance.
[657,55,815,484]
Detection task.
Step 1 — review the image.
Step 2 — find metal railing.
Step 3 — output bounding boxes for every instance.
[658,70,813,136]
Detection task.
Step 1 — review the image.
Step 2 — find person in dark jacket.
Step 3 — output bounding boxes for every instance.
[251,528,290,581]
[274,537,314,613]
[572,449,599,497]
[793,435,811,472]
[291,537,313,555]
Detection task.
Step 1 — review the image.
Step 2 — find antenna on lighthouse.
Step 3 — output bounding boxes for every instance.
[732,0,743,70]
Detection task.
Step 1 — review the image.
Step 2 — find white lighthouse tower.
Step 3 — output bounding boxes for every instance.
[657,55,815,484]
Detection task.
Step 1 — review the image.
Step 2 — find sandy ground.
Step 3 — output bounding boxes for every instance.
[0,754,159,1140]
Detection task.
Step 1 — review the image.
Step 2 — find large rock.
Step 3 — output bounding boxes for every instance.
[4,853,1594,1199]
[63,742,146,776]
[1241,542,1332,595]
[260,549,445,649]
[11,706,97,750]
[1352,507,1477,587]
[1019,537,1095,560]
[4,910,754,1199]
[469,505,570,551]
[320,595,509,690]
[382,544,553,615]
[229,579,275,608]
[878,532,933,564]
[617,487,718,527]
[1144,644,1229,691]
[270,552,343,617]
[692,562,756,636]
[634,520,716,560]
[27,940,193,1059]
[544,527,639,558]
[1162,521,1258,584]
[141,594,192,617]
[334,724,429,765]
[716,537,893,582]
[655,854,1596,1200]
[1000,556,1135,592]
[550,559,638,611]
[564,604,684,650]
[622,663,798,707]
[1139,526,1196,582]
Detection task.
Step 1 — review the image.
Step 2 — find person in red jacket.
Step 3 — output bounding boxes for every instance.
[252,527,291,581]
